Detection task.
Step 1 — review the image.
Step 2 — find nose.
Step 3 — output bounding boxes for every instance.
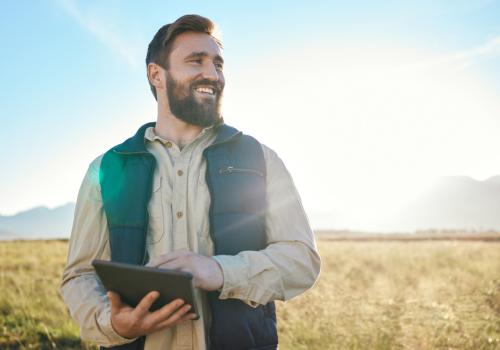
[201,61,219,82]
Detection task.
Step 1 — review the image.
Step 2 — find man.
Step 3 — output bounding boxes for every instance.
[60,14,320,350]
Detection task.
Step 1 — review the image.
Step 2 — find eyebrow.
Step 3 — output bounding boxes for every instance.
[185,51,224,64]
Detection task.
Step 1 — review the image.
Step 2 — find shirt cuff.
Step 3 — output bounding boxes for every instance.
[97,304,138,346]
[212,255,278,307]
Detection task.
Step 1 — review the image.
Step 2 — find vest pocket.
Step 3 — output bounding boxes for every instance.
[219,166,264,177]
[147,176,164,244]
[212,165,266,214]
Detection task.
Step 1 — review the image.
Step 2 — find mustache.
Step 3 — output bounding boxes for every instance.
[191,79,224,94]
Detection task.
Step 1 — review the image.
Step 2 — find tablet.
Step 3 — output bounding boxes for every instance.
[92,259,199,318]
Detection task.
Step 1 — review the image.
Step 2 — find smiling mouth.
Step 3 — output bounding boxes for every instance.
[194,85,216,96]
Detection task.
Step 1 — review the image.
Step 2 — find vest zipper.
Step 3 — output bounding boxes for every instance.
[219,166,264,177]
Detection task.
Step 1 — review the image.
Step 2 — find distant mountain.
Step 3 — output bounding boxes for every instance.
[390,176,500,232]
[0,229,15,237]
[2,175,500,239]
[0,203,75,239]
[485,175,500,185]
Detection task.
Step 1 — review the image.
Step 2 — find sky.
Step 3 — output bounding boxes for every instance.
[1,0,500,230]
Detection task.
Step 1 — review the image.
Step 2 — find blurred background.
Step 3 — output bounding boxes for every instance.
[1,2,499,350]
[1,0,500,235]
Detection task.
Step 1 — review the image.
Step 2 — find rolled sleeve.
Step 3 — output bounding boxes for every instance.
[59,156,136,346]
[212,145,321,306]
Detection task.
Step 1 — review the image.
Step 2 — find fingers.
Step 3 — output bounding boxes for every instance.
[108,291,122,315]
[181,313,198,322]
[148,250,192,268]
[133,291,160,318]
[157,311,197,330]
[157,258,186,271]
[149,256,179,268]
[153,304,196,330]
[148,298,185,324]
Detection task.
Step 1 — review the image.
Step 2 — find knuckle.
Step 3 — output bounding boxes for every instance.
[142,319,153,330]
[131,315,141,327]
[168,303,180,313]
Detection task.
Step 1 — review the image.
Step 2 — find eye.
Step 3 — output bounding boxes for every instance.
[189,58,202,64]
[215,62,224,71]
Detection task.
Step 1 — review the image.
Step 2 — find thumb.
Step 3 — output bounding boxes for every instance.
[107,291,122,314]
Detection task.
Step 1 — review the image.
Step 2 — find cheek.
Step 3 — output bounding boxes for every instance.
[170,79,192,98]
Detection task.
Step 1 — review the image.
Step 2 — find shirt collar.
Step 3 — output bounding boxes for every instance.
[144,123,219,145]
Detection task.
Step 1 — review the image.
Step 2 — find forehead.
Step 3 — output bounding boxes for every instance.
[169,31,222,59]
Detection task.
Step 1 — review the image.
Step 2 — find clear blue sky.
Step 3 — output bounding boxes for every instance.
[1,0,500,230]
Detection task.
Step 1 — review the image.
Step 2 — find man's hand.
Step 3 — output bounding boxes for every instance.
[108,290,196,339]
[147,250,224,291]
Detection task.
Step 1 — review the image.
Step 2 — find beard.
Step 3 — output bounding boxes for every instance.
[165,72,223,127]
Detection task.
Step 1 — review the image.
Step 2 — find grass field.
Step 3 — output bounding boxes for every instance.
[0,239,499,349]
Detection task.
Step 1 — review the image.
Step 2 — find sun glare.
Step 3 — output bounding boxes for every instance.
[224,43,500,229]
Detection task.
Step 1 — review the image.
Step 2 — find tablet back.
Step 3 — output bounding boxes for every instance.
[92,259,198,316]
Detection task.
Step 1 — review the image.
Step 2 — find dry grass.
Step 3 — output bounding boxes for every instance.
[0,240,93,349]
[277,240,500,350]
[0,239,499,349]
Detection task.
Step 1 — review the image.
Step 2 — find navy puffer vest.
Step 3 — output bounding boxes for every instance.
[98,122,278,350]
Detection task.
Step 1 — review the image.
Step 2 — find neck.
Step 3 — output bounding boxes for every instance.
[155,101,203,149]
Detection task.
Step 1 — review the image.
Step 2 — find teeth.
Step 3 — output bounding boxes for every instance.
[195,86,215,95]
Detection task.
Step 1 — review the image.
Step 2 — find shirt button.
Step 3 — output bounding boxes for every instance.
[165,141,172,148]
[228,291,235,297]
[177,170,184,176]
[176,211,183,219]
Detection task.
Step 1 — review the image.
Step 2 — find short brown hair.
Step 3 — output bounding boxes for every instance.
[145,14,222,100]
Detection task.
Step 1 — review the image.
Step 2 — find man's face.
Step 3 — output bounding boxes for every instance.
[164,31,225,127]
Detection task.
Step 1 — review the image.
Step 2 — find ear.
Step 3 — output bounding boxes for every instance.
[147,63,165,92]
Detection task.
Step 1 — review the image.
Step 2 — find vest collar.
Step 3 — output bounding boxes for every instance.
[211,123,241,147]
[113,121,241,154]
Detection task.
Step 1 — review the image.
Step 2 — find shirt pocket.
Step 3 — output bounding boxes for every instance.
[147,176,165,245]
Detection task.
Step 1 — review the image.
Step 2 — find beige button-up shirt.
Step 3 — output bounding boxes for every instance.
[60,124,320,350]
